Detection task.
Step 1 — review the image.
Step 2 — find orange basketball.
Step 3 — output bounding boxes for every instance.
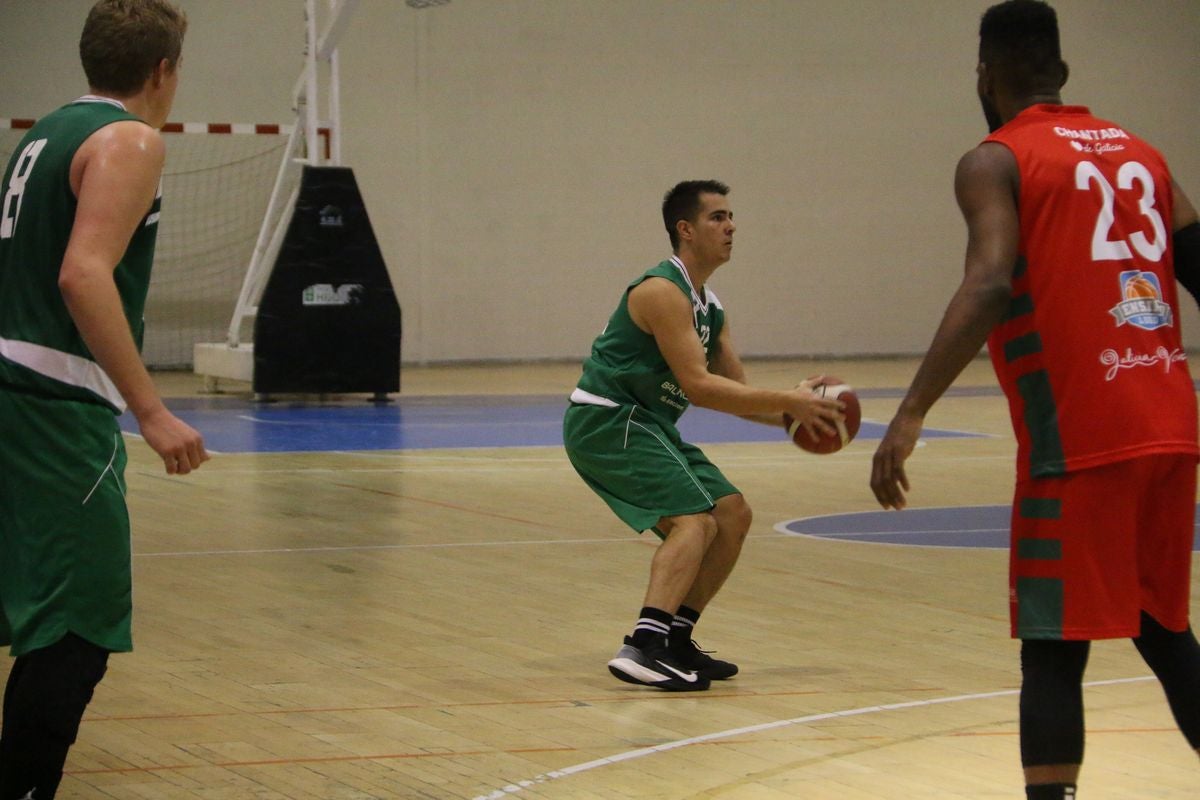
[783,383,862,455]
[1124,275,1158,299]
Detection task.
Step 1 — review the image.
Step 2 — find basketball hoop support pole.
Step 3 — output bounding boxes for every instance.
[192,0,450,388]
[223,0,358,349]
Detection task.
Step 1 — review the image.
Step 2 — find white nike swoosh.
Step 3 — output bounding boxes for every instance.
[655,660,698,682]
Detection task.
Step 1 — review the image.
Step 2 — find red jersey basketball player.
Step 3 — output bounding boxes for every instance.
[871,2,1200,798]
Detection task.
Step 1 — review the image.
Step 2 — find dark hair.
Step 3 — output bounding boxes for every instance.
[979,0,1062,93]
[662,180,730,251]
[80,0,187,96]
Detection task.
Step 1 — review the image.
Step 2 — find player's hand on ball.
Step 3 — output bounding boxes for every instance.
[785,377,862,454]
[784,380,844,440]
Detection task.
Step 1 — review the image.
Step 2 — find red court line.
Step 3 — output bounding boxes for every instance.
[68,746,577,775]
[331,483,560,530]
[85,686,947,723]
[951,727,1176,737]
[68,724,1178,777]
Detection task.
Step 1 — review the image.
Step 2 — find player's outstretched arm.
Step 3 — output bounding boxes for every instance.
[629,278,841,436]
[59,121,208,475]
[872,142,1018,509]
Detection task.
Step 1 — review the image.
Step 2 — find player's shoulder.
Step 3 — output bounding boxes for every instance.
[955,141,1018,187]
[81,119,165,164]
[631,273,687,301]
[959,140,1016,172]
[628,273,691,319]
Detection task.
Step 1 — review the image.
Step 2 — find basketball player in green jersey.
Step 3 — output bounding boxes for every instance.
[0,2,206,795]
[563,180,844,690]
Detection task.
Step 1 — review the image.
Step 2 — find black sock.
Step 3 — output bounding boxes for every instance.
[1026,784,1076,799]
[670,605,701,645]
[630,607,673,648]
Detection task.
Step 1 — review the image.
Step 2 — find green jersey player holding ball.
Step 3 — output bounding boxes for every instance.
[563,180,844,691]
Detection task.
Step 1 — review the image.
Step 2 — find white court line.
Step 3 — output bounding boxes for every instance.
[134,531,795,558]
[120,430,226,455]
[471,676,1154,800]
[152,453,1013,476]
[235,414,556,429]
[330,452,564,461]
[787,527,1008,538]
[139,536,652,558]
[185,464,568,474]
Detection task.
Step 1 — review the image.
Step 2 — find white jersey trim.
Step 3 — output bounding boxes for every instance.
[570,387,619,407]
[74,95,128,111]
[0,337,124,411]
[670,255,710,314]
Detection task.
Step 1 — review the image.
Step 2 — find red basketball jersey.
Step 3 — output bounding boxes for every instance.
[984,104,1198,479]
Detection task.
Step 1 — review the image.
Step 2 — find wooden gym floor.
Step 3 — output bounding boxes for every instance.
[9,358,1198,799]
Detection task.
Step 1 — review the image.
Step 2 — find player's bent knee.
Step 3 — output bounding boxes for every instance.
[661,513,717,545]
[716,494,752,536]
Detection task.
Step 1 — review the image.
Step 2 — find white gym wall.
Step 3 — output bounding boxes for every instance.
[1,0,1198,364]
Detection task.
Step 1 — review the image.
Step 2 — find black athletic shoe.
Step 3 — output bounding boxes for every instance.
[669,637,739,680]
[607,636,711,691]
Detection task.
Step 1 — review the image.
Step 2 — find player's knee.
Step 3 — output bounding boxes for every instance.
[10,633,110,745]
[1020,639,1089,767]
[1021,638,1090,684]
[1133,611,1199,670]
[716,494,752,538]
[662,513,716,547]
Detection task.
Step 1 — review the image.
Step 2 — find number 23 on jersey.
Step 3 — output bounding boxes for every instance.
[1075,159,1168,263]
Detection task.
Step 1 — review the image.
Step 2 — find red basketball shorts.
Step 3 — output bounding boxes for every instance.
[1010,453,1198,640]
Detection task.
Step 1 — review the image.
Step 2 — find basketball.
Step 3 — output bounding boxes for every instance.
[784,383,862,454]
[1125,275,1158,299]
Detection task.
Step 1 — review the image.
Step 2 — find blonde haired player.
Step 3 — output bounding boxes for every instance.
[0,2,206,795]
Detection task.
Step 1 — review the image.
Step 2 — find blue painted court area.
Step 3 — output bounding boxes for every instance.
[778,505,1200,550]
[118,394,984,454]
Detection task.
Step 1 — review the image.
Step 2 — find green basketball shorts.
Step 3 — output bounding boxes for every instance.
[0,389,132,656]
[562,401,739,535]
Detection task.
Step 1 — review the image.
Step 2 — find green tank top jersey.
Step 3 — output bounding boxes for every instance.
[0,97,161,413]
[575,256,725,426]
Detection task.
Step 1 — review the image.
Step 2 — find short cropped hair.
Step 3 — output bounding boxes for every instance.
[80,0,188,96]
[979,0,1062,93]
[662,180,730,252]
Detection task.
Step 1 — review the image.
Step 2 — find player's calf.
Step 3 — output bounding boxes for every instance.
[1133,611,1200,749]
[0,633,110,800]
